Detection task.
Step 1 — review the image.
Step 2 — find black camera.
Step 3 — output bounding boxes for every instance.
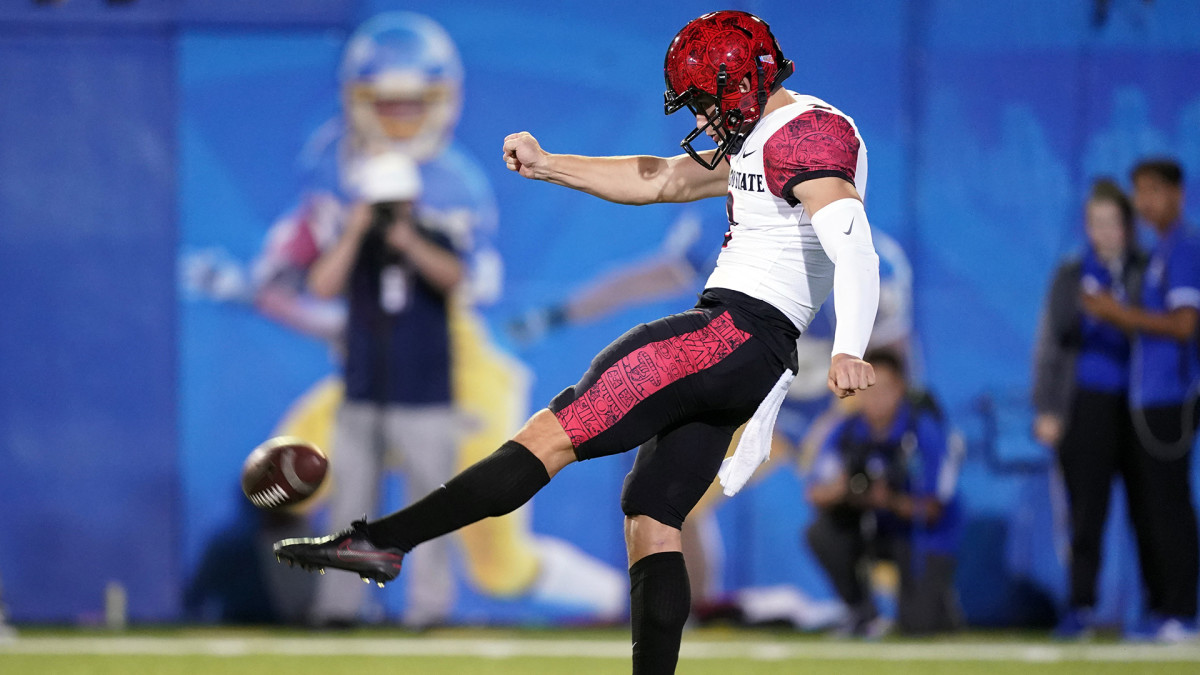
[368,201,404,235]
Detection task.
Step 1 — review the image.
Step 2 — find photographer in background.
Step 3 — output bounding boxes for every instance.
[805,350,963,637]
[305,151,465,628]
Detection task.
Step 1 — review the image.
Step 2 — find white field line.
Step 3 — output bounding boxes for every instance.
[2,636,1200,662]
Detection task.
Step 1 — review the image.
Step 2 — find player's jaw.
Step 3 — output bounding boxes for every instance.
[695,114,721,143]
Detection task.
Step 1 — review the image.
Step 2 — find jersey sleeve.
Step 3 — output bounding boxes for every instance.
[251,191,343,291]
[1165,236,1200,311]
[763,109,861,207]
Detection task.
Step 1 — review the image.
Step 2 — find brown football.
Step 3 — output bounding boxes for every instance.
[241,436,328,510]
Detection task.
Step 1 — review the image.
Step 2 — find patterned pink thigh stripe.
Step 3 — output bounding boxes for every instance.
[555,312,751,447]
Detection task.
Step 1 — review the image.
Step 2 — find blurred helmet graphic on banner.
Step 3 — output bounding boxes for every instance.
[341,12,463,160]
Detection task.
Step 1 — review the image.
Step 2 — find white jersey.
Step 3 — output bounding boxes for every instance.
[703,94,868,332]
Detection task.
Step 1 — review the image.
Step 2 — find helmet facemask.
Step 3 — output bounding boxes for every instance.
[665,65,750,170]
[340,12,463,161]
[344,75,459,159]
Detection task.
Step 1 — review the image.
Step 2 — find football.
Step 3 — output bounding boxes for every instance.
[241,436,328,510]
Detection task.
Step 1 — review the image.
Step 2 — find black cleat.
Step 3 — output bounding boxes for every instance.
[274,519,404,586]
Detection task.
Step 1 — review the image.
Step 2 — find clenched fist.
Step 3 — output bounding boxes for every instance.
[502,131,548,179]
[827,352,875,398]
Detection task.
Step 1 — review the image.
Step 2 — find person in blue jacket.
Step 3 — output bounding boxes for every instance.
[1082,158,1200,642]
[1032,178,1149,639]
[805,349,963,637]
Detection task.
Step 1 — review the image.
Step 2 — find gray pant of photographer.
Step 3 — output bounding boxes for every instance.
[310,400,460,627]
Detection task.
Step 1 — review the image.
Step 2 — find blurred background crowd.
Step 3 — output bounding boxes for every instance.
[1,0,1199,644]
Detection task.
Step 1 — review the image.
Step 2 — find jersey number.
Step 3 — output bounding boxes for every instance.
[723,192,737,247]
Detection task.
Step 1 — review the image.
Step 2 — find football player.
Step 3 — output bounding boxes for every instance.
[277,11,880,672]
[504,210,916,611]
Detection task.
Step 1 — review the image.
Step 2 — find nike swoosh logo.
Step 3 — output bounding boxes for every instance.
[843,217,854,235]
[742,149,757,158]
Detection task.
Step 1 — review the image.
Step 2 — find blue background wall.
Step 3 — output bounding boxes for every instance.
[1,0,1199,625]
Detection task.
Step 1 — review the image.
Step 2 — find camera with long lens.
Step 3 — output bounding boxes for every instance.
[843,450,888,509]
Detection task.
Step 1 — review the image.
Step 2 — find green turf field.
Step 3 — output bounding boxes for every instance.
[3,627,1199,674]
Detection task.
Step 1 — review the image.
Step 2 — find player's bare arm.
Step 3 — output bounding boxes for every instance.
[502,131,728,205]
[795,177,880,398]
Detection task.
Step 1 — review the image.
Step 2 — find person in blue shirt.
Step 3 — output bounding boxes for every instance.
[1082,158,1200,642]
[805,349,963,637]
[1032,178,1149,638]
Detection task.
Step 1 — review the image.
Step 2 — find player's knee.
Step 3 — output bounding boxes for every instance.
[513,409,575,477]
[624,514,682,563]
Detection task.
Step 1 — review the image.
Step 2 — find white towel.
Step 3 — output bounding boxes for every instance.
[717,369,795,496]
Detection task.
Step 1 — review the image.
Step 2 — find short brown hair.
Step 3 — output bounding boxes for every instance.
[1131,158,1184,187]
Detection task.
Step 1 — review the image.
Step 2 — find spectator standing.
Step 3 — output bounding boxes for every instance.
[1081,159,1200,642]
[305,152,465,627]
[1032,179,1149,638]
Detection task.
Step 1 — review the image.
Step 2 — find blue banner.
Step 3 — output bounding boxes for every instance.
[1,0,1198,627]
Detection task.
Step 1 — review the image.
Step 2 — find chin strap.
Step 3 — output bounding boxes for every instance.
[755,57,768,117]
[715,63,729,106]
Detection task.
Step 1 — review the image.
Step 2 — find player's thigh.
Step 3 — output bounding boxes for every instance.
[620,421,736,530]
[551,306,763,461]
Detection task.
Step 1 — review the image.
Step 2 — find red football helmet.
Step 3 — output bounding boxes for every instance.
[664,11,793,169]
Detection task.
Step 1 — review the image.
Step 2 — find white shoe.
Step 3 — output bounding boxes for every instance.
[736,584,847,630]
[1155,618,1199,644]
[528,537,628,620]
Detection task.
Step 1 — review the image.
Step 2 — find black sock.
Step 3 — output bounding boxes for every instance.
[365,440,550,552]
[630,551,690,675]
